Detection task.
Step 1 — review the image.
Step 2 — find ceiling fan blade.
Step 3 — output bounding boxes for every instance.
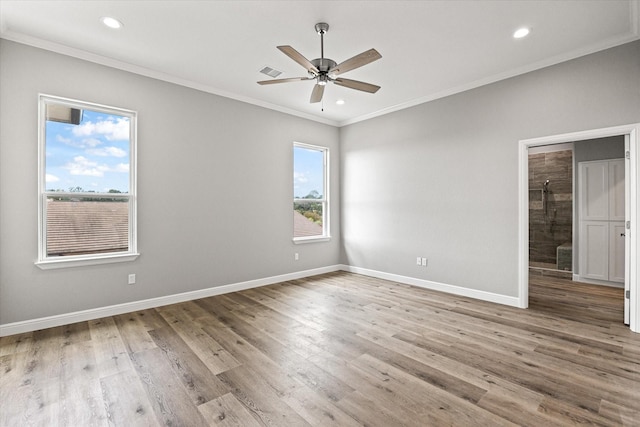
[329,48,381,76]
[334,78,380,93]
[310,84,325,103]
[277,46,320,74]
[257,77,312,85]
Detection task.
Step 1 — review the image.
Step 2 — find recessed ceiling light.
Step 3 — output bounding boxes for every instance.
[336,99,345,105]
[101,16,123,29]
[513,27,530,39]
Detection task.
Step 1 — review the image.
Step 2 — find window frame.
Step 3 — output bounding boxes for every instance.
[36,94,139,269]
[293,142,330,243]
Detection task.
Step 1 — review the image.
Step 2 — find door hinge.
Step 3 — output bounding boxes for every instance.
[627,221,631,230]
[626,150,631,159]
[626,290,630,299]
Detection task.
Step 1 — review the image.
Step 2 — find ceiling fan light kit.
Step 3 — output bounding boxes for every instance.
[257,22,381,104]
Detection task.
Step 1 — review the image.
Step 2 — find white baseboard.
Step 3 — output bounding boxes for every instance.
[342,265,521,307]
[572,274,625,288]
[1,263,521,337]
[0,265,342,337]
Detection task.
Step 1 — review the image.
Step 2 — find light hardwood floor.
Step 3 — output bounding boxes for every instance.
[1,272,639,426]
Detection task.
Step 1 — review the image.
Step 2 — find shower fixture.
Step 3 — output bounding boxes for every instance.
[543,180,550,218]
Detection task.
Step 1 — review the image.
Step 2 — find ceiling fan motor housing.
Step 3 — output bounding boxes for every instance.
[311,58,337,73]
[310,58,337,85]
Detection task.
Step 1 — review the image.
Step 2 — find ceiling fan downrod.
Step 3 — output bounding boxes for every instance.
[314,23,330,86]
[315,22,329,61]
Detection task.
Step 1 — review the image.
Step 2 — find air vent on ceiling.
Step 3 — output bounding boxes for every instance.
[259,66,283,78]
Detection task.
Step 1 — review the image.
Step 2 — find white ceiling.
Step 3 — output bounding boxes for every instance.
[1,1,638,126]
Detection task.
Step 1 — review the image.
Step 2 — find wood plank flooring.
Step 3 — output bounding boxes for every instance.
[1,272,639,426]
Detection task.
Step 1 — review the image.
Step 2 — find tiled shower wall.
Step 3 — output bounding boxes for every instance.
[529,149,573,269]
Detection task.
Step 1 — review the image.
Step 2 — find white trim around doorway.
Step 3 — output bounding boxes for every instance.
[518,123,639,333]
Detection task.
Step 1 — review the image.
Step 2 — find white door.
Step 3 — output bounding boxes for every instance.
[624,136,630,325]
[581,162,609,221]
[579,159,627,288]
[580,221,609,281]
[610,159,625,221]
[610,222,626,283]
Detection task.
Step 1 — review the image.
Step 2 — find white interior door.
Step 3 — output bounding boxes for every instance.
[610,222,626,283]
[610,159,625,221]
[580,221,609,280]
[624,136,630,325]
[581,162,609,221]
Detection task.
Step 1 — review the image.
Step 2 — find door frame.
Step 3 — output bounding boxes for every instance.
[518,123,639,333]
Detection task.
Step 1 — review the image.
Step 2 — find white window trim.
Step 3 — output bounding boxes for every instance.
[36,94,139,269]
[293,142,330,243]
[293,236,331,245]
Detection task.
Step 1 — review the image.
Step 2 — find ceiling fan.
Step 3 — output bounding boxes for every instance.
[257,23,382,104]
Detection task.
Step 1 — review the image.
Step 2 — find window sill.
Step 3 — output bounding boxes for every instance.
[293,236,331,244]
[35,253,140,270]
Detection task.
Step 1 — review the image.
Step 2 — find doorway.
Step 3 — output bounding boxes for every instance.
[528,138,626,282]
[518,124,639,333]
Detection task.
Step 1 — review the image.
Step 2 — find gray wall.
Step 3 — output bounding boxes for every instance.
[574,136,625,164]
[339,41,640,297]
[0,40,340,325]
[2,38,639,325]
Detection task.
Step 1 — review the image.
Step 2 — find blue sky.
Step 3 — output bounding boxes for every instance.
[45,109,130,193]
[293,146,324,199]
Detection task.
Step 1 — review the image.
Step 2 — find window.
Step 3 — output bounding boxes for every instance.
[293,142,329,241]
[37,95,138,268]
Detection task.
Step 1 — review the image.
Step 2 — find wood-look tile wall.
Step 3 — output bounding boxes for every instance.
[529,149,573,268]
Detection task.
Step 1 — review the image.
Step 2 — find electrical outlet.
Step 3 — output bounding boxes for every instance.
[417,256,422,266]
[128,274,136,285]
[295,252,299,261]
[422,257,428,267]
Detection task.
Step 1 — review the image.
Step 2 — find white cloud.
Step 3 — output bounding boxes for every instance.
[72,117,129,141]
[46,174,60,183]
[56,134,102,148]
[64,156,109,177]
[84,138,103,148]
[112,163,129,173]
[294,171,308,184]
[56,135,73,144]
[63,156,130,178]
[86,146,127,157]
